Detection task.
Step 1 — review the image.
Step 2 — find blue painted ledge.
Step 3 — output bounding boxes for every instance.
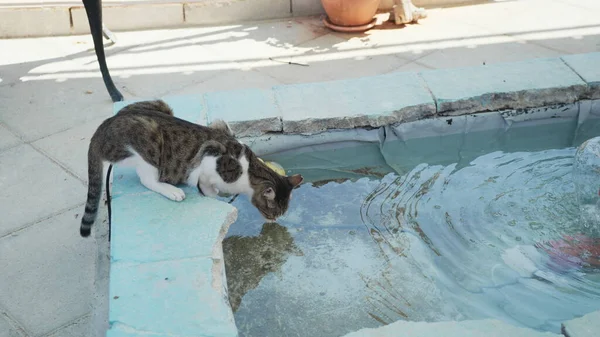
[106,98,239,337]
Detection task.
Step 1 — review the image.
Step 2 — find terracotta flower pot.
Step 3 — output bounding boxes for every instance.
[321,0,381,27]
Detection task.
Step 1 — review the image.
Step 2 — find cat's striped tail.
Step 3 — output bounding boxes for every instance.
[80,148,104,237]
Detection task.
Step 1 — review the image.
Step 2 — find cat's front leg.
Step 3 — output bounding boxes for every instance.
[136,161,186,201]
[199,183,219,198]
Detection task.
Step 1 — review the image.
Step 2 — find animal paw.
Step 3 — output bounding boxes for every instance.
[162,185,186,201]
[199,184,219,198]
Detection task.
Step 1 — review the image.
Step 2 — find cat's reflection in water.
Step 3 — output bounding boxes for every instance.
[223,222,303,312]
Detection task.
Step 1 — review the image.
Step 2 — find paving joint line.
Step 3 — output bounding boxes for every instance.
[30,143,87,185]
[39,312,91,337]
[0,309,30,337]
[559,57,588,85]
[0,202,85,240]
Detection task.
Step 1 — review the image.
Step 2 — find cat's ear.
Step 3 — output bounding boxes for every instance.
[288,174,303,188]
[263,187,276,200]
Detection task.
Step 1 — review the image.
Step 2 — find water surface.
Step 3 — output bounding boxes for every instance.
[223,116,600,337]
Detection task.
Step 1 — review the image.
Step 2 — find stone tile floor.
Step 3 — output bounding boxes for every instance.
[0,0,599,336]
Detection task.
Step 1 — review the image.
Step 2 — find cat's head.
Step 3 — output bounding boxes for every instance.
[247,153,303,221]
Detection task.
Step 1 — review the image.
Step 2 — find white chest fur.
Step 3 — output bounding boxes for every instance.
[187,154,254,198]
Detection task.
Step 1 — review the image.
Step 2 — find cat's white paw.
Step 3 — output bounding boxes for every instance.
[200,183,218,198]
[162,185,186,201]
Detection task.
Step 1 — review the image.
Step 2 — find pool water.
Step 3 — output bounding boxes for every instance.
[222,111,600,337]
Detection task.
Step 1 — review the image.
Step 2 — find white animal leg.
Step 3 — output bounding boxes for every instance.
[136,160,185,201]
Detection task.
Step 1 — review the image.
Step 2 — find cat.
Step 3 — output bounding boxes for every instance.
[80,100,303,237]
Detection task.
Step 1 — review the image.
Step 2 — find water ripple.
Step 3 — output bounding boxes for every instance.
[360,148,600,331]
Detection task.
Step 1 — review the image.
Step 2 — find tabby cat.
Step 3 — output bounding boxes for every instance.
[80,100,303,237]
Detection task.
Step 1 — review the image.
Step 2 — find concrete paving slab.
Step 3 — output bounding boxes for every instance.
[108,43,238,98]
[562,310,600,337]
[420,57,587,115]
[0,314,24,337]
[0,124,21,153]
[0,7,70,38]
[416,39,562,70]
[0,34,91,72]
[517,26,600,56]
[205,88,282,136]
[276,71,435,134]
[562,52,600,99]
[292,0,323,16]
[166,68,282,96]
[390,61,434,73]
[70,4,184,35]
[111,190,237,263]
[184,0,290,26]
[108,258,237,337]
[0,208,94,336]
[255,33,410,84]
[203,18,328,67]
[557,0,600,10]
[0,144,86,236]
[46,315,91,337]
[440,0,600,37]
[0,79,114,142]
[332,10,497,61]
[32,117,107,183]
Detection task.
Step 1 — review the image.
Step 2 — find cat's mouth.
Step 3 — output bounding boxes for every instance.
[261,214,276,222]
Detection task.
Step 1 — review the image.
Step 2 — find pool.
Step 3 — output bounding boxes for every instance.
[104,53,600,337]
[223,103,600,337]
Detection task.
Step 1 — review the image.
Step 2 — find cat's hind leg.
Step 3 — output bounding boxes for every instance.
[134,157,186,201]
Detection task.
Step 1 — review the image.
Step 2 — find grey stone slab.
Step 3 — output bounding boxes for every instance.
[0,7,70,38]
[342,318,561,337]
[0,314,25,337]
[0,208,94,336]
[110,190,237,263]
[46,315,91,337]
[276,72,435,134]
[252,32,409,86]
[205,88,282,137]
[70,4,184,35]
[0,79,113,142]
[0,144,86,236]
[562,310,600,337]
[33,117,106,183]
[0,124,21,153]
[108,258,237,337]
[420,57,588,116]
[292,0,324,16]
[562,52,600,99]
[184,0,291,26]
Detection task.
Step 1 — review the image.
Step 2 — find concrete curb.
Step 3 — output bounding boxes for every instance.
[191,52,600,136]
[105,97,239,337]
[0,0,481,38]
